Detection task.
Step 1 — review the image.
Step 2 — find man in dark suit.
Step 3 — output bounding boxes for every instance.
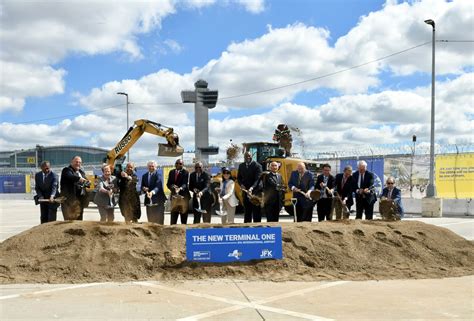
[237,152,263,223]
[288,162,315,222]
[381,177,404,219]
[262,161,284,222]
[141,160,166,224]
[315,164,336,221]
[352,160,376,220]
[189,161,212,223]
[334,165,354,219]
[118,162,141,223]
[167,158,190,225]
[60,156,89,220]
[35,161,59,224]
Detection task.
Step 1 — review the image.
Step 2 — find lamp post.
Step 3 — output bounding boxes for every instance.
[424,19,436,197]
[410,135,416,198]
[117,92,130,161]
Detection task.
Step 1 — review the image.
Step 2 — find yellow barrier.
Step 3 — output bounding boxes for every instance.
[436,153,474,198]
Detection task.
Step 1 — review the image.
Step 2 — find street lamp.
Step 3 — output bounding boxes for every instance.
[410,135,417,198]
[424,19,436,197]
[117,92,130,161]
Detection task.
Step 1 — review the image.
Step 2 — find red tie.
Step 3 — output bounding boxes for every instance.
[175,170,179,182]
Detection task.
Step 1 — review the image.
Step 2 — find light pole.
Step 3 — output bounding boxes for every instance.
[424,19,436,197]
[410,135,416,198]
[117,92,130,161]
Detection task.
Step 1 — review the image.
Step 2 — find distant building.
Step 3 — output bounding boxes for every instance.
[0,145,108,168]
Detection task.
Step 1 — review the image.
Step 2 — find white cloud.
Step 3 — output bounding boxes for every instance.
[0,0,472,165]
[335,0,473,76]
[234,0,265,14]
[0,73,471,163]
[164,39,184,54]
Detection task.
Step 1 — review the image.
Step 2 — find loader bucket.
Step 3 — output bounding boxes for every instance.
[158,143,184,157]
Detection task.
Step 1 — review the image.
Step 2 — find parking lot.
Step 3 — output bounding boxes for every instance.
[1,198,473,320]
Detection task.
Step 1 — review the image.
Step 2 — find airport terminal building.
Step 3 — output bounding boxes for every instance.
[0,145,108,169]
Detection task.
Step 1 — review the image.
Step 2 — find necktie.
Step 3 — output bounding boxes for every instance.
[175,170,179,182]
[388,189,392,199]
[43,173,47,183]
[196,173,200,182]
[148,173,152,186]
[342,177,346,189]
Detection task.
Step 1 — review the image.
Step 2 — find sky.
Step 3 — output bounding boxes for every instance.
[0,0,473,165]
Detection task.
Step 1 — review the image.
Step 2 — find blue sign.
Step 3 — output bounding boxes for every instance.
[186,227,283,262]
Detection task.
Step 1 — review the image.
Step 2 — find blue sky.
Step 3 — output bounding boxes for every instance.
[0,0,472,164]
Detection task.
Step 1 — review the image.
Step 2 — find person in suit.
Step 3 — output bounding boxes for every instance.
[141,160,166,224]
[60,156,89,220]
[381,177,404,219]
[352,160,376,220]
[218,167,239,224]
[334,165,354,219]
[288,162,315,222]
[315,164,336,221]
[237,151,263,223]
[189,161,212,223]
[167,158,190,225]
[118,162,141,223]
[34,161,59,224]
[261,161,284,222]
[94,164,118,222]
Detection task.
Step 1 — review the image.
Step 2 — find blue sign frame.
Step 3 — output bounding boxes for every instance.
[186,227,283,262]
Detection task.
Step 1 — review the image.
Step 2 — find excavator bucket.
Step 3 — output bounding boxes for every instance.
[158,143,184,157]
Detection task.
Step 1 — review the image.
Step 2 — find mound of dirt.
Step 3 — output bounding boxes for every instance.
[0,220,472,284]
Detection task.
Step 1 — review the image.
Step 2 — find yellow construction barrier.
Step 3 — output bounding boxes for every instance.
[436,153,474,198]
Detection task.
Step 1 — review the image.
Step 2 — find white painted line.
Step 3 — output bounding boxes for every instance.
[136,281,347,321]
[178,281,347,321]
[436,221,474,227]
[0,282,106,300]
[0,225,35,229]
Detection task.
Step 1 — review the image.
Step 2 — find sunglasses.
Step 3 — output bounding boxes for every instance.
[195,166,202,169]
[387,182,394,185]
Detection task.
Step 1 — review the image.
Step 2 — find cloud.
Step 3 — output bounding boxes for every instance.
[0,73,471,164]
[335,0,473,76]
[234,0,265,14]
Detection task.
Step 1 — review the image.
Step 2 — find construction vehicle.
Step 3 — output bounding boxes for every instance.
[104,119,184,168]
[216,139,323,216]
[83,119,184,204]
[239,142,323,215]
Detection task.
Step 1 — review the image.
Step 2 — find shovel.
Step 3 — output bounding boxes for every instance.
[291,197,298,222]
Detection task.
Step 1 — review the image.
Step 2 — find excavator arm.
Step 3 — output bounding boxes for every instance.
[105,119,184,167]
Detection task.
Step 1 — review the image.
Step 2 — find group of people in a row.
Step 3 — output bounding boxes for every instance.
[34,155,404,224]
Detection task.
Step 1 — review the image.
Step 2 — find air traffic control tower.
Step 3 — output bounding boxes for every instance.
[181,79,219,164]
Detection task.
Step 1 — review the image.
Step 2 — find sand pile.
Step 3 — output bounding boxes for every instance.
[0,220,472,284]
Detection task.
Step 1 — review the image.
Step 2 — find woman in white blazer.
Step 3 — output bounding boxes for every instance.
[219,168,239,224]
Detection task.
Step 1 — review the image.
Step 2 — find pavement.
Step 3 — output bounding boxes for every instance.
[0,199,473,320]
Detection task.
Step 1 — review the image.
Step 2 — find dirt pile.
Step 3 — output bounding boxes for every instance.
[0,220,472,284]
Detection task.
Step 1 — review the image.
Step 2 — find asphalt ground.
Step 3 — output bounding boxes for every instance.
[0,199,473,320]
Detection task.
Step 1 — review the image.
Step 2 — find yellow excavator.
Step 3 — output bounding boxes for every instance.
[104,119,184,167]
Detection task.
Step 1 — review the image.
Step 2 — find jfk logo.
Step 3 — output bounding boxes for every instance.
[260,249,273,258]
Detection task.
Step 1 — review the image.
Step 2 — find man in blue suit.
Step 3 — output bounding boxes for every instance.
[381,177,404,219]
[35,161,60,224]
[288,162,315,222]
[352,160,377,220]
[141,160,166,224]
